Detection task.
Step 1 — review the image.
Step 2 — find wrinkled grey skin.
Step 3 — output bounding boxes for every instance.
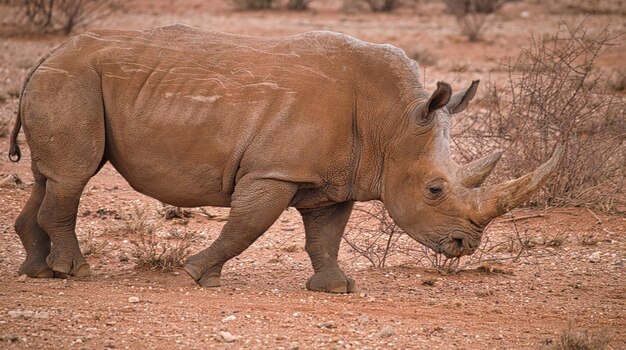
[8,25,561,293]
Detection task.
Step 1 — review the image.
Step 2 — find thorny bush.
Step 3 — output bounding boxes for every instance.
[452,22,625,212]
[444,0,517,41]
[0,0,120,35]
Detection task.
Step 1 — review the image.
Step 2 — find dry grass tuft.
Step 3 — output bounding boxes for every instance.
[475,262,513,275]
[126,204,197,272]
[554,321,613,350]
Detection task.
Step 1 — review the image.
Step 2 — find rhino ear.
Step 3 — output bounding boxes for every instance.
[415,81,452,124]
[428,81,452,112]
[446,80,479,114]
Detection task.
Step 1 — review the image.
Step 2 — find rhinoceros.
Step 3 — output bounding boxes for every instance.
[8,24,561,293]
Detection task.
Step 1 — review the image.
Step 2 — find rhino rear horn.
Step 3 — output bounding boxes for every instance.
[458,150,502,188]
[447,80,479,114]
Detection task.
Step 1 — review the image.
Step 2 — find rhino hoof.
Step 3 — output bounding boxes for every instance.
[183,263,203,281]
[74,263,92,278]
[306,273,357,294]
[198,274,221,288]
[18,259,54,279]
[46,255,91,278]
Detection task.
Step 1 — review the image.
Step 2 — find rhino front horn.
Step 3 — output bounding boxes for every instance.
[475,145,564,225]
[458,150,502,188]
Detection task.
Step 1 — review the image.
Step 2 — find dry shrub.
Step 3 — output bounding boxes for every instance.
[344,204,562,271]
[233,0,277,10]
[342,0,414,12]
[126,205,197,272]
[286,0,312,10]
[343,201,422,268]
[452,22,625,212]
[554,321,613,350]
[444,0,515,41]
[363,0,404,12]
[0,0,120,35]
[405,44,438,67]
[344,201,478,272]
[547,0,626,15]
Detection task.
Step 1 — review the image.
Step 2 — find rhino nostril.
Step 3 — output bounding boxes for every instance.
[453,238,464,250]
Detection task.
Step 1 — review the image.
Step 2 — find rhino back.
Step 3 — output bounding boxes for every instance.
[24,25,420,208]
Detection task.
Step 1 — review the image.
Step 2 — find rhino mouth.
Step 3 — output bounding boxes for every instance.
[437,232,479,258]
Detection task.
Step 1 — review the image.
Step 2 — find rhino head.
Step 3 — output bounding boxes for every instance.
[381,80,562,258]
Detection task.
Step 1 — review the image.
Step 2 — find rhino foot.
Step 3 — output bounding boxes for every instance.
[18,257,54,278]
[45,248,91,278]
[183,258,223,288]
[306,269,357,294]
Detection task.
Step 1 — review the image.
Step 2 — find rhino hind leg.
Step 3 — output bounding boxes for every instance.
[299,202,357,294]
[184,178,298,288]
[19,67,105,278]
[38,180,92,278]
[15,170,53,278]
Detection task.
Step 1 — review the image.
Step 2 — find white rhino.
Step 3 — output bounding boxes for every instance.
[9,24,561,293]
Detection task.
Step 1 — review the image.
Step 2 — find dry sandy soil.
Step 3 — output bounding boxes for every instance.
[0,1,625,349]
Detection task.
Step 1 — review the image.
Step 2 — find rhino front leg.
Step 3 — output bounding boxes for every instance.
[299,202,356,293]
[184,178,298,288]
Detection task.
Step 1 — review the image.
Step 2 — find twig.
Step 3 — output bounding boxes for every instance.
[499,213,545,223]
[586,208,603,224]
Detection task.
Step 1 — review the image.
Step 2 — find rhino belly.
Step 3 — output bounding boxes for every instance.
[102,108,240,208]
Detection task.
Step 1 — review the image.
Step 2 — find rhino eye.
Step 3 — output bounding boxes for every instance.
[425,180,445,200]
[428,186,443,196]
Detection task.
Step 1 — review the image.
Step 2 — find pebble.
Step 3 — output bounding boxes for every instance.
[128,296,140,303]
[33,312,49,319]
[221,315,236,323]
[216,331,237,343]
[17,275,27,283]
[8,310,34,319]
[379,326,395,338]
[588,251,601,263]
[358,314,369,325]
[316,321,336,329]
[0,334,19,343]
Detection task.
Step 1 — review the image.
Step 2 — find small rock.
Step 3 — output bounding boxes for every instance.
[216,331,236,343]
[17,275,27,283]
[0,334,20,343]
[221,315,236,323]
[288,342,300,350]
[588,251,601,263]
[33,312,49,319]
[520,11,530,18]
[128,296,140,303]
[8,310,34,319]
[0,174,23,188]
[316,321,336,329]
[358,314,369,325]
[379,325,395,338]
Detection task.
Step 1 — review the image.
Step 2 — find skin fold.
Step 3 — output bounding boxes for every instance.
[8,24,561,293]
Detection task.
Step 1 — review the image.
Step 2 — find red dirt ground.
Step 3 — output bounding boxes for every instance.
[0,1,624,349]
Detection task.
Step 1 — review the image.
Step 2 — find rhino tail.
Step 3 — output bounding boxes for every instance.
[8,110,21,162]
